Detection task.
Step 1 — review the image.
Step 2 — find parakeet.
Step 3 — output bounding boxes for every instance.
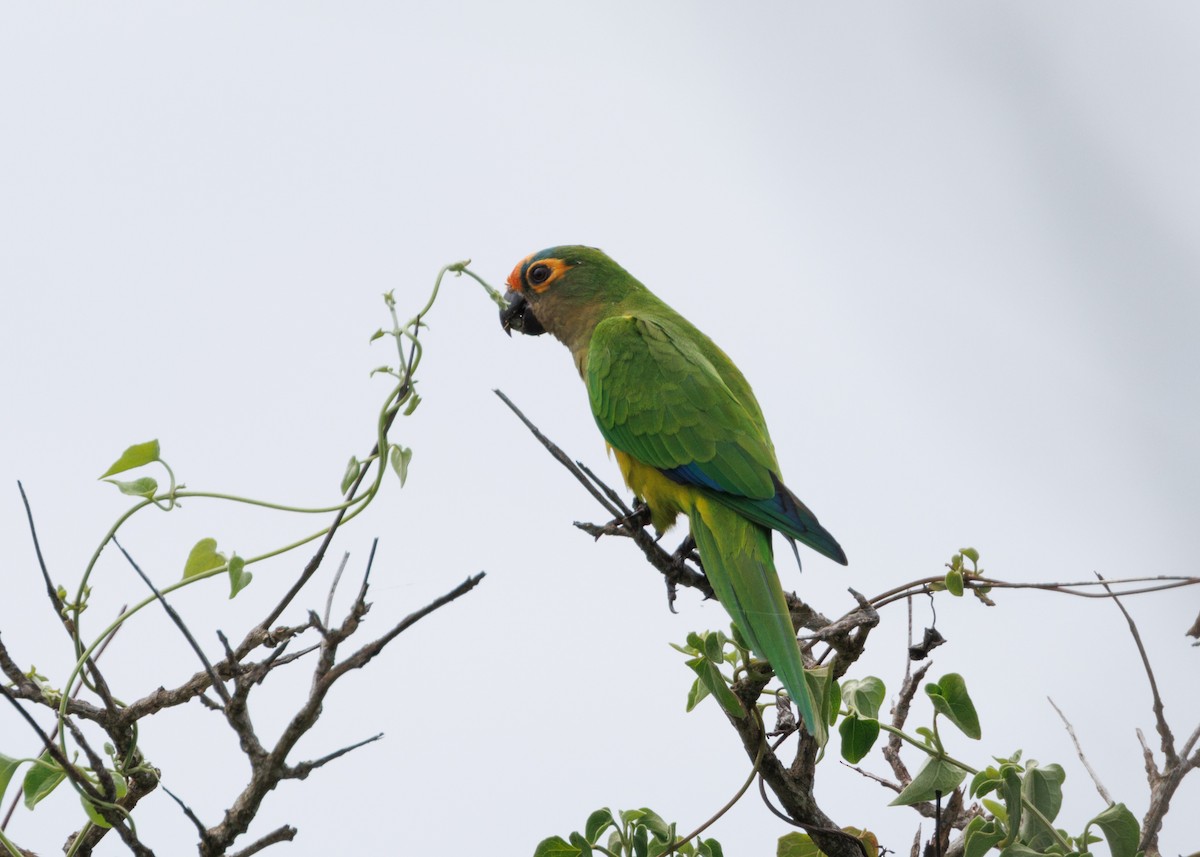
[500,245,847,741]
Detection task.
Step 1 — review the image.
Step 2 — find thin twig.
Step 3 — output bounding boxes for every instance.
[285,733,384,780]
[668,739,767,854]
[1047,697,1113,804]
[1096,574,1177,767]
[494,389,623,518]
[841,761,903,793]
[162,783,208,837]
[323,552,351,629]
[113,537,232,707]
[17,480,70,627]
[576,460,633,515]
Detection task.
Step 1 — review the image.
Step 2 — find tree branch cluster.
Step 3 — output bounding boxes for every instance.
[2,492,484,856]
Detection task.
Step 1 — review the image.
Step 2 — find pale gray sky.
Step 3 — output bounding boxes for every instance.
[2,4,1198,855]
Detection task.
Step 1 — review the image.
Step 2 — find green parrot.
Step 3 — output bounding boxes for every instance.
[500,245,847,741]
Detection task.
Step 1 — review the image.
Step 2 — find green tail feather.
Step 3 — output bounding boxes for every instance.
[689,498,828,745]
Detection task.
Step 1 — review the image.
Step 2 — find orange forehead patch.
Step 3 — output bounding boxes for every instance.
[506,254,534,292]
[507,254,575,294]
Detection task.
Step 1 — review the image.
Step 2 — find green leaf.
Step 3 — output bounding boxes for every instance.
[729,621,750,652]
[0,753,22,804]
[638,808,671,841]
[81,794,112,828]
[685,676,710,712]
[634,824,649,857]
[585,808,615,844]
[99,440,160,478]
[1001,767,1023,842]
[534,836,581,857]
[341,456,361,493]
[838,715,881,764]
[844,828,880,857]
[183,537,227,580]
[926,673,982,739]
[946,569,965,596]
[228,554,252,599]
[802,666,835,737]
[890,757,968,806]
[982,798,1008,823]
[997,845,1044,857]
[1087,803,1139,857]
[685,657,746,718]
[1019,762,1065,847]
[964,818,1008,857]
[777,832,821,857]
[607,831,625,855]
[620,808,647,826]
[103,476,159,499]
[22,751,65,809]
[702,631,723,663]
[700,839,725,857]
[970,767,1001,799]
[961,547,980,563]
[79,770,128,829]
[778,829,875,857]
[841,677,886,719]
[569,831,592,857]
[390,444,413,487]
[369,328,386,342]
[403,392,422,415]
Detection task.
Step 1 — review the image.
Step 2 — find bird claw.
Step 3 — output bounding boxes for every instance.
[615,502,651,532]
[671,534,697,562]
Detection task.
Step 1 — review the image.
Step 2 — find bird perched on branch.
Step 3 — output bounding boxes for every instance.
[500,245,846,742]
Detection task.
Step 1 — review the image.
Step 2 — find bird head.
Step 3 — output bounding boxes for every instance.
[499,246,637,344]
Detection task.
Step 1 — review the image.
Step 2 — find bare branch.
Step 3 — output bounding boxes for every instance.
[322,552,351,629]
[17,480,73,633]
[162,784,208,837]
[17,482,122,717]
[198,570,485,856]
[884,661,932,787]
[1048,697,1113,804]
[1099,576,1178,766]
[494,388,624,519]
[841,761,902,794]
[226,826,298,857]
[325,571,486,684]
[284,733,384,781]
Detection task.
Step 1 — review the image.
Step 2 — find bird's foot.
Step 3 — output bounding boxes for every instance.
[671,534,698,563]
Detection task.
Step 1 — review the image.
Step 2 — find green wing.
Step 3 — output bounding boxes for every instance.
[587,313,848,564]
[587,314,778,500]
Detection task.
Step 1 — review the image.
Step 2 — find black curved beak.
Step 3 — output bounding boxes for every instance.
[499,289,546,337]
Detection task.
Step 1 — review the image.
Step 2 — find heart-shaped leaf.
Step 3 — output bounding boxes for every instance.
[99,440,160,478]
[926,673,981,739]
[183,538,227,580]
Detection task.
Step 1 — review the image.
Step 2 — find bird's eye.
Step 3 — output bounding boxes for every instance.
[527,263,551,286]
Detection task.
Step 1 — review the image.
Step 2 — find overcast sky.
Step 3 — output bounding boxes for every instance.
[2,4,1198,856]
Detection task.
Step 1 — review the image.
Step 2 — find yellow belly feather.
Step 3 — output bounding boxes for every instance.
[610,446,694,533]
